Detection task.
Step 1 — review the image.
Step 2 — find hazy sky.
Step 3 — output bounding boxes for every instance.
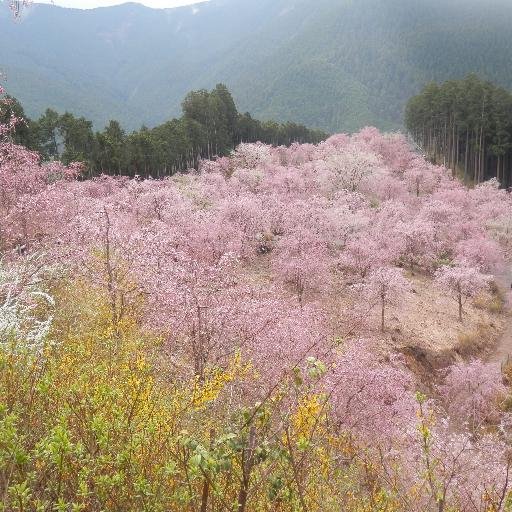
[36,0,203,9]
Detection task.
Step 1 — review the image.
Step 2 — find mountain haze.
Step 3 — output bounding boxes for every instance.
[2,0,512,132]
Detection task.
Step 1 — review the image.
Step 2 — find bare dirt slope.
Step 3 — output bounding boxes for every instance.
[488,266,512,365]
[327,272,505,366]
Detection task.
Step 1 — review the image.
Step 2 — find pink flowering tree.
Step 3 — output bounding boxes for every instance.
[359,267,410,332]
[0,84,81,252]
[272,222,333,307]
[340,227,401,279]
[137,238,287,382]
[435,264,492,321]
[455,236,503,273]
[410,416,512,512]
[326,340,417,445]
[404,160,437,197]
[340,237,382,278]
[438,360,506,430]
[368,171,409,201]
[395,218,437,272]
[326,143,380,192]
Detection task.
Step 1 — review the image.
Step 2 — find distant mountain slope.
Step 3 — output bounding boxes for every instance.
[2,0,512,132]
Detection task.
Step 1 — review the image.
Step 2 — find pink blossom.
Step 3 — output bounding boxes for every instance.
[439,360,506,430]
[435,263,492,321]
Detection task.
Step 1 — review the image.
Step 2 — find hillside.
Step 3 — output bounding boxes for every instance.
[2,0,512,132]
[4,97,512,507]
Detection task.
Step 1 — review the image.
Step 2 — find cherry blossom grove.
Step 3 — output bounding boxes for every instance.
[3,104,512,509]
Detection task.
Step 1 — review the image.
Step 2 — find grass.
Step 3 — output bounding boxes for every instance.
[473,281,505,315]
[456,322,494,357]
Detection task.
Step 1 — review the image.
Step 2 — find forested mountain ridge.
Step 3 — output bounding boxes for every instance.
[2,0,512,133]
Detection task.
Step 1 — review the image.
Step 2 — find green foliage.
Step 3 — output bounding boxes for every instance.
[0,95,33,146]
[0,278,416,511]
[406,74,512,186]
[6,84,326,177]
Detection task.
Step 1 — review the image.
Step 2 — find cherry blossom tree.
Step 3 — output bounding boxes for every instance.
[395,218,438,271]
[339,232,397,279]
[435,264,492,321]
[455,236,503,273]
[273,228,331,306]
[0,144,80,251]
[410,418,512,512]
[404,160,437,197]
[368,171,409,201]
[326,143,380,192]
[359,267,410,332]
[326,340,417,445]
[438,360,506,430]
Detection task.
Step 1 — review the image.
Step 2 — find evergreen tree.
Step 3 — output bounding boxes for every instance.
[406,75,512,187]
[7,85,327,178]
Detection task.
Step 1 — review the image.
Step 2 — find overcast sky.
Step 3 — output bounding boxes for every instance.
[36,0,203,9]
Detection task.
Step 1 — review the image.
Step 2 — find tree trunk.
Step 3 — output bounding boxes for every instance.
[381,295,385,333]
[200,429,215,512]
[237,427,257,512]
[464,128,469,182]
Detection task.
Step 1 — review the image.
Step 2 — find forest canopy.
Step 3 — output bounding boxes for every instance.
[406,75,512,187]
[0,83,327,178]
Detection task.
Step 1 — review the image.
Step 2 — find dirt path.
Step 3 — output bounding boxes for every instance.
[489,266,512,365]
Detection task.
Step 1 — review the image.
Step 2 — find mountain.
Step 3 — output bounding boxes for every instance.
[2,0,512,133]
